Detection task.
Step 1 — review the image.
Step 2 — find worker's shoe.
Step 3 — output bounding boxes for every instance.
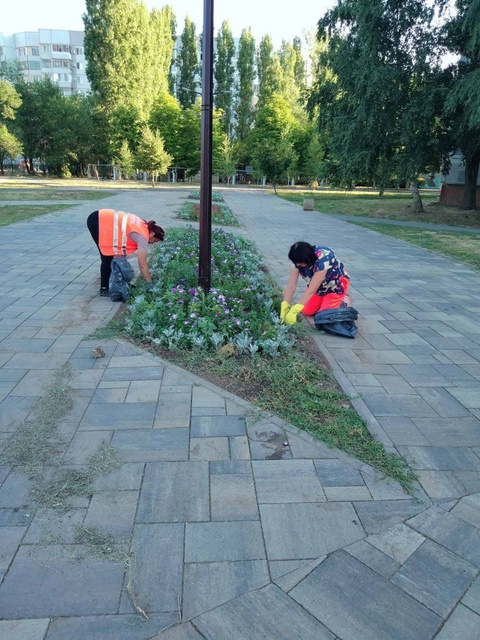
[99,287,109,297]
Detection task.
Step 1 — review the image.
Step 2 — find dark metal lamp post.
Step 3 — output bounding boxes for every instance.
[198,0,214,293]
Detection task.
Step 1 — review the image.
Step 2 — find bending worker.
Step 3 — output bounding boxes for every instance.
[280,241,351,324]
[87,208,164,296]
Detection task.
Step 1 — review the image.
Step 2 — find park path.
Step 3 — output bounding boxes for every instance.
[0,186,478,640]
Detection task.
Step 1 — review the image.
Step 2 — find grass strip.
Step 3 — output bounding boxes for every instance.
[168,345,415,492]
[275,189,479,228]
[0,204,73,227]
[351,221,480,269]
[0,189,113,201]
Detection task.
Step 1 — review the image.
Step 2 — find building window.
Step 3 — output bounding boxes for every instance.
[42,45,50,53]
[63,74,71,82]
[53,58,69,68]
[52,44,70,53]
[28,61,41,70]
[75,47,83,55]
[31,47,40,56]
[17,48,26,56]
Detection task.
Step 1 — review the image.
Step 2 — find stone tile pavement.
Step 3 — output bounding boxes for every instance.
[0,186,479,639]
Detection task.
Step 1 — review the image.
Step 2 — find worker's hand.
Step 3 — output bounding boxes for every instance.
[284,304,304,325]
[280,301,291,322]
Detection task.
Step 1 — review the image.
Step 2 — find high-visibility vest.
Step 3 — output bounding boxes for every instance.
[98,209,149,256]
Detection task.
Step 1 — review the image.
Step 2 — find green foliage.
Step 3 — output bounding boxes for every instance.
[256,35,282,106]
[310,0,448,195]
[149,92,182,162]
[14,78,72,174]
[0,125,22,175]
[176,101,201,176]
[213,132,236,180]
[442,0,480,209]
[0,79,22,123]
[235,28,256,142]
[214,21,236,135]
[0,60,23,84]
[250,94,298,188]
[177,16,199,108]
[118,140,135,178]
[125,227,296,355]
[135,126,172,185]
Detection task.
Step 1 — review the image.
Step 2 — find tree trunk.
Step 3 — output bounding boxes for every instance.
[411,183,424,213]
[378,186,385,196]
[463,153,480,210]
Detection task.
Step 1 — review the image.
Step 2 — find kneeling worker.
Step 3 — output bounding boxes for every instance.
[280,241,351,324]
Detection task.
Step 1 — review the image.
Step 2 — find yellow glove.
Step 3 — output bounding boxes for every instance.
[280,301,291,322]
[284,304,304,325]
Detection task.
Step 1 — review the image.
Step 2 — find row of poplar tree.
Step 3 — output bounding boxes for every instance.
[0,0,479,209]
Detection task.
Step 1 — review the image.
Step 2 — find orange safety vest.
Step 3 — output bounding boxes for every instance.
[98,209,149,256]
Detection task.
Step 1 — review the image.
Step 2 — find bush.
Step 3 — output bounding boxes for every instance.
[125,227,296,356]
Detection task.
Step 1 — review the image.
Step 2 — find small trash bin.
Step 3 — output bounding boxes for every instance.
[303,198,314,211]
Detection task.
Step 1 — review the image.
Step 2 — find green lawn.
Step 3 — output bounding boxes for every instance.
[276,188,480,228]
[352,222,480,270]
[0,189,114,201]
[0,204,73,227]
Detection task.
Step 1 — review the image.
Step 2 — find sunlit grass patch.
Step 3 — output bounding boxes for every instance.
[351,222,480,269]
[0,204,73,227]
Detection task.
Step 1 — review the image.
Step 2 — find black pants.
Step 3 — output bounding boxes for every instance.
[87,211,113,289]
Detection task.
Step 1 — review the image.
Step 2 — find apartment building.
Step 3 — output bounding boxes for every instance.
[0,29,90,95]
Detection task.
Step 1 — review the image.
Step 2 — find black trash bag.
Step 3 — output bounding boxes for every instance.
[314,305,359,339]
[109,256,135,302]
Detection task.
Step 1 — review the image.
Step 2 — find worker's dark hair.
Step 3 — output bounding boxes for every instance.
[288,242,315,267]
[146,220,165,241]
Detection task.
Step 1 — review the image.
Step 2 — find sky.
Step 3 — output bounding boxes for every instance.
[0,0,336,47]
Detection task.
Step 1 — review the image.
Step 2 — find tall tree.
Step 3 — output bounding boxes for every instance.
[149,6,177,98]
[235,28,256,142]
[292,36,306,89]
[443,0,480,209]
[311,0,445,209]
[84,0,151,117]
[256,35,281,105]
[214,20,236,135]
[177,16,199,108]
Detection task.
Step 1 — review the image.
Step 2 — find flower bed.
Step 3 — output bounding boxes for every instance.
[125,226,295,355]
[188,189,224,202]
[176,201,239,226]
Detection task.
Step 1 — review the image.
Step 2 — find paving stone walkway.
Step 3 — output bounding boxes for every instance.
[0,187,479,639]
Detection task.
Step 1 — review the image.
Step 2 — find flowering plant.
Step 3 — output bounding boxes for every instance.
[125,226,296,356]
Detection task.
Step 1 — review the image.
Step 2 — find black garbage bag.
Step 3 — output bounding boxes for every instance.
[314,305,359,338]
[109,256,135,302]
